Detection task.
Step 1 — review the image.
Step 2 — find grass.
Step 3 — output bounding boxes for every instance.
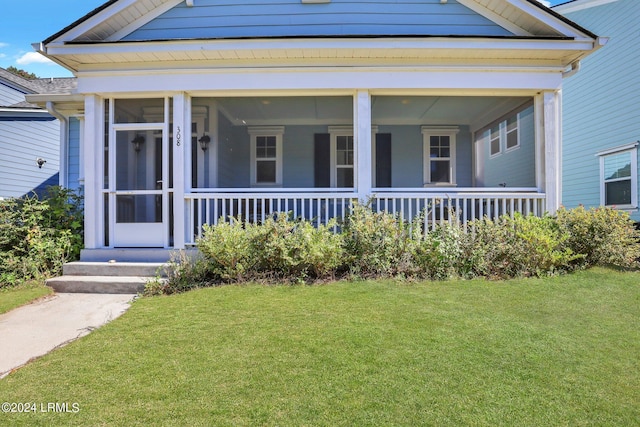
[0,282,53,315]
[0,267,639,426]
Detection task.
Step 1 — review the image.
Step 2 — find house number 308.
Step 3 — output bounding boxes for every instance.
[176,126,181,146]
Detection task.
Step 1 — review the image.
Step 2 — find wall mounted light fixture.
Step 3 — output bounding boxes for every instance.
[131,134,145,152]
[198,134,211,151]
[36,158,46,169]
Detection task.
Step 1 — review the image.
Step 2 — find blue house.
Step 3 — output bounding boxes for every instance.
[30,0,602,260]
[0,69,77,199]
[554,0,640,219]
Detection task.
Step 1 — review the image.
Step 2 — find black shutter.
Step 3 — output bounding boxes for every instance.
[314,133,331,187]
[375,133,392,188]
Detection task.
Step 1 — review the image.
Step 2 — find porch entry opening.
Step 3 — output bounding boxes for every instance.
[107,98,172,248]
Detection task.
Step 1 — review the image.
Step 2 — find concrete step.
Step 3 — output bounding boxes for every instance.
[63,262,169,278]
[46,276,165,294]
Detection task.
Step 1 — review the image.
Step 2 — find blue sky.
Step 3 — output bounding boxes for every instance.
[1,0,568,78]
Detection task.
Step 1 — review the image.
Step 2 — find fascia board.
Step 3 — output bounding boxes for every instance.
[45,37,598,57]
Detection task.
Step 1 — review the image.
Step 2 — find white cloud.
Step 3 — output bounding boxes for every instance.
[536,0,551,6]
[0,42,8,48]
[16,51,55,66]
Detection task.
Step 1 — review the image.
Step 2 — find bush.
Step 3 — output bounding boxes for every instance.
[411,221,467,280]
[0,187,83,287]
[556,206,640,269]
[196,214,344,283]
[341,203,412,277]
[197,219,258,282]
[155,205,640,294]
[253,215,343,280]
[467,214,579,279]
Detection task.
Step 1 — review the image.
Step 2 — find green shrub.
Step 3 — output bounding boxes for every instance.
[411,221,466,280]
[467,214,578,279]
[197,219,258,282]
[556,206,640,269]
[0,187,83,287]
[253,215,343,280]
[341,203,412,277]
[145,250,210,296]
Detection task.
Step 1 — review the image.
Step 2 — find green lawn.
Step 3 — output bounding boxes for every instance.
[1,268,638,426]
[0,282,52,315]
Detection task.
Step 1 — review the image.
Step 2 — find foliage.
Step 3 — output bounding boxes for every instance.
[194,214,344,284]
[157,205,640,294]
[6,66,38,80]
[0,187,83,287]
[556,206,640,269]
[341,202,412,277]
[466,213,581,279]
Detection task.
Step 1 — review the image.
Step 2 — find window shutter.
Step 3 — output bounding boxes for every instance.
[376,133,392,187]
[314,133,331,187]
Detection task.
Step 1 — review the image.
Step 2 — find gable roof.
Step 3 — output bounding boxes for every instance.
[36,0,602,73]
[44,0,597,44]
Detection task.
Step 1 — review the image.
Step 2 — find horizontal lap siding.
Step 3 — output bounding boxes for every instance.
[0,119,60,199]
[124,0,512,40]
[560,0,640,219]
[483,105,535,188]
[0,84,27,106]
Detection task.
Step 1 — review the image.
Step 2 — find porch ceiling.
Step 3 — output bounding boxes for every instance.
[208,95,530,128]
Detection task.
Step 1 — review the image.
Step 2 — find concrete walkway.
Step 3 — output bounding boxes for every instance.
[0,293,135,379]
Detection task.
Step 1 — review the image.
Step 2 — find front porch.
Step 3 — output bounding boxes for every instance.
[82,91,560,250]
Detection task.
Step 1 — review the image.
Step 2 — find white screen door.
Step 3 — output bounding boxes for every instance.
[111,128,166,247]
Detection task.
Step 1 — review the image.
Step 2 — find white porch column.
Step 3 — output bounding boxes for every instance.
[83,95,102,249]
[354,90,372,201]
[172,93,190,249]
[535,90,562,214]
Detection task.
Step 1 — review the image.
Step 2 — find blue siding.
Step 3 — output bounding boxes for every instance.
[559,0,640,219]
[67,117,81,191]
[0,118,60,199]
[483,105,535,188]
[124,0,512,41]
[283,125,324,188]
[215,121,473,189]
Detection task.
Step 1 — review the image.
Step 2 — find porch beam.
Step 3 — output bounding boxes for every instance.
[355,90,372,201]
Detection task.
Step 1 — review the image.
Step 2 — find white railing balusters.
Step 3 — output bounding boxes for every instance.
[183,189,546,244]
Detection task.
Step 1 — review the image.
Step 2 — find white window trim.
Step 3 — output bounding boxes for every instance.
[488,112,520,158]
[504,112,520,153]
[422,126,459,186]
[328,125,354,188]
[248,126,284,187]
[598,143,638,209]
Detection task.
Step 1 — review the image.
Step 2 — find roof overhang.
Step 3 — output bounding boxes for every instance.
[36,35,605,74]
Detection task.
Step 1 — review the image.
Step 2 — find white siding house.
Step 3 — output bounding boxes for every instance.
[555,0,640,220]
[30,0,602,260]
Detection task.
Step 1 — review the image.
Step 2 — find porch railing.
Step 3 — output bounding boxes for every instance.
[184,188,546,245]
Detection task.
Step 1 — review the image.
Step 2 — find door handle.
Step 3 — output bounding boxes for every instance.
[156,180,163,190]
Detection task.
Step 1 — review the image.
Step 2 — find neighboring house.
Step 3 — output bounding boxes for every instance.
[29,0,602,260]
[554,0,640,220]
[0,69,77,199]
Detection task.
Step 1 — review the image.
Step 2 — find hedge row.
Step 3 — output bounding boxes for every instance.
[149,204,640,295]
